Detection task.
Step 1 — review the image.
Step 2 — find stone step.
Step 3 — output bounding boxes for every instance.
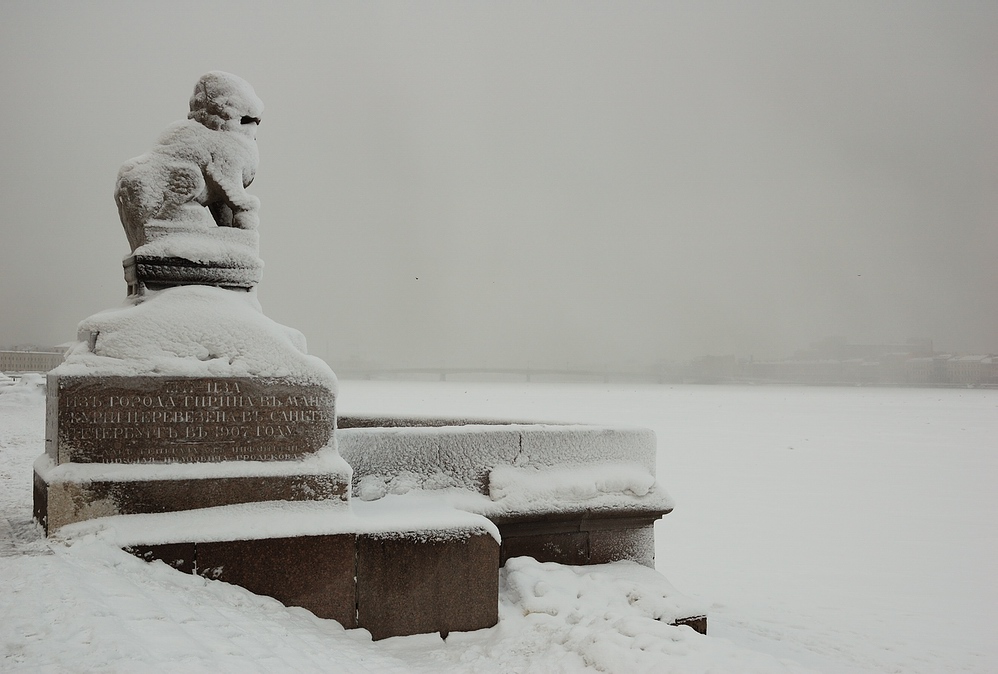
[33,451,351,533]
[493,510,663,568]
[60,500,501,641]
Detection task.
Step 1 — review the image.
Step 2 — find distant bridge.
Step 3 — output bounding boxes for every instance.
[331,367,669,384]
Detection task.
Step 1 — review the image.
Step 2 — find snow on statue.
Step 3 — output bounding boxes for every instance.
[56,71,332,384]
[114,71,264,252]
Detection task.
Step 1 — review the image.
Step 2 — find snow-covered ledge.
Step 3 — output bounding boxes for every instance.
[337,416,675,568]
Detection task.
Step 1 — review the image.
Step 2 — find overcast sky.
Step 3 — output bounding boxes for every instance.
[1,1,995,369]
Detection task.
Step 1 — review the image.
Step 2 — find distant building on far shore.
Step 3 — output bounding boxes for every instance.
[794,336,935,360]
[946,355,998,386]
[0,348,68,373]
[681,338,997,387]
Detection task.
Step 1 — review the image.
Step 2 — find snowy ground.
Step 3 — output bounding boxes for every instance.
[2,377,995,672]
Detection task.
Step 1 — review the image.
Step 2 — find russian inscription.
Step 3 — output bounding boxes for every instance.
[54,376,335,464]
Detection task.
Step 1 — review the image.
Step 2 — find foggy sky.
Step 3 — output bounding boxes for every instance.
[1,1,995,369]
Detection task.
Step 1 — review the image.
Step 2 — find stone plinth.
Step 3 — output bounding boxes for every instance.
[124,255,264,296]
[33,458,351,533]
[36,372,342,533]
[494,511,660,568]
[48,375,335,464]
[111,505,500,640]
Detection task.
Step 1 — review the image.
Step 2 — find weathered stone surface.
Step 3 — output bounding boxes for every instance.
[672,615,708,635]
[125,543,196,574]
[500,531,589,565]
[338,416,666,498]
[124,254,263,295]
[49,375,335,464]
[588,526,655,567]
[494,512,661,567]
[123,525,500,639]
[198,535,357,628]
[31,471,50,532]
[357,531,499,640]
[34,468,349,533]
[339,424,521,494]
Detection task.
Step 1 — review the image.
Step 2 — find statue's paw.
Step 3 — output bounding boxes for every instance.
[233,209,260,230]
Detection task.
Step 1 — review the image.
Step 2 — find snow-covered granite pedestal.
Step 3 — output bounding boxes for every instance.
[33,284,502,640]
[33,72,348,535]
[33,286,347,532]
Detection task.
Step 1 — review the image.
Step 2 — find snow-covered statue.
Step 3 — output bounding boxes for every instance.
[115,71,264,252]
[113,72,266,296]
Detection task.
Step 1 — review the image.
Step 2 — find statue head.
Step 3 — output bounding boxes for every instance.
[188,71,264,138]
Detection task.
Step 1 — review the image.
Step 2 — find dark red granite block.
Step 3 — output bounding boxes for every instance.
[49,375,335,464]
[500,531,590,566]
[125,543,196,574]
[588,525,655,567]
[356,531,499,640]
[197,535,357,628]
[672,615,708,635]
[33,469,349,534]
[84,473,348,515]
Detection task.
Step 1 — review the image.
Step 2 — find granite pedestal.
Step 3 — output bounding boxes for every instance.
[34,373,345,533]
